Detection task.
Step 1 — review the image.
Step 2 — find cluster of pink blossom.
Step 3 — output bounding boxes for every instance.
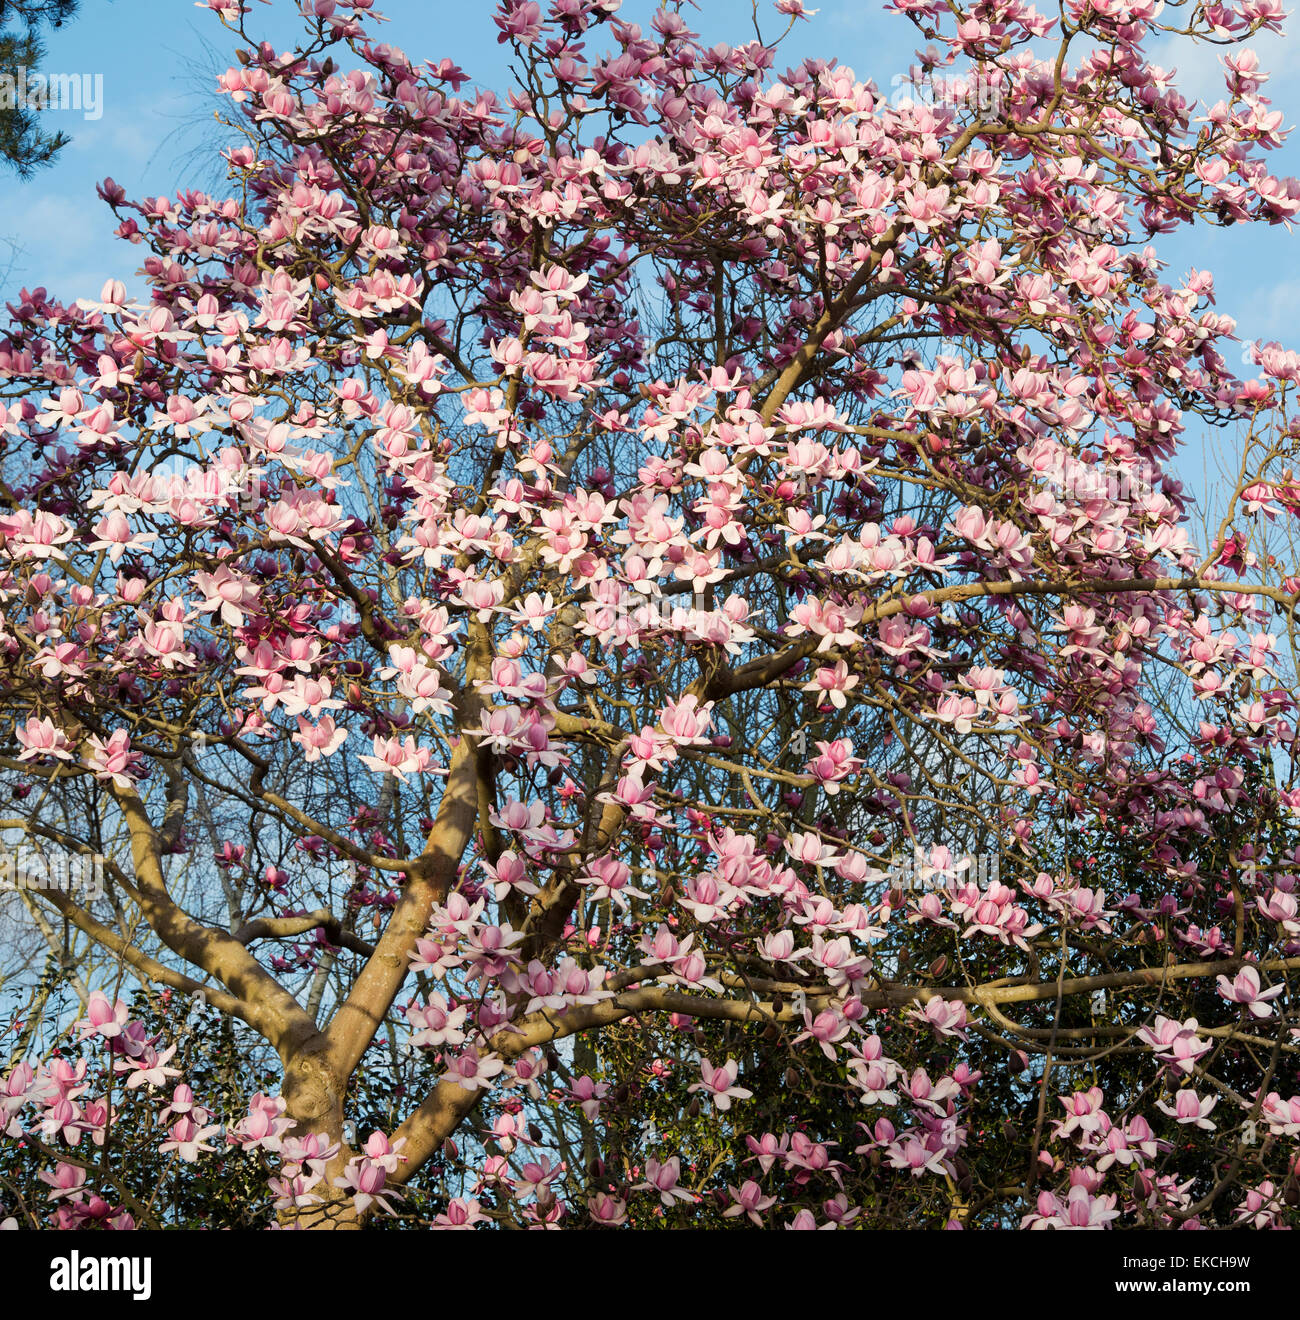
[2,994,202,1228]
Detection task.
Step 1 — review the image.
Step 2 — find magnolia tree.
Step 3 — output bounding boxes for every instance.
[4,0,1300,1231]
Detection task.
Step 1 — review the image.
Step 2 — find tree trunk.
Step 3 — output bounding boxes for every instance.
[278,1040,359,1230]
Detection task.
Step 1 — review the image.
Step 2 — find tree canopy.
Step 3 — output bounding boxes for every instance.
[3,0,1300,1230]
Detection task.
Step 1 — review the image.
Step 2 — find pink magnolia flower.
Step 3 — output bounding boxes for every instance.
[38,1162,88,1201]
[192,565,261,626]
[334,1155,405,1217]
[1260,1091,1300,1137]
[75,992,131,1043]
[84,729,141,789]
[88,510,157,562]
[587,1192,627,1227]
[76,277,130,315]
[1054,1087,1109,1140]
[791,1007,854,1060]
[567,1075,610,1120]
[1023,1185,1121,1229]
[1235,1182,1282,1228]
[745,1132,789,1174]
[441,1047,505,1093]
[269,1173,325,1212]
[433,1198,490,1229]
[885,1134,951,1177]
[1136,1016,1211,1075]
[358,734,438,780]
[1155,1090,1218,1129]
[785,1208,835,1229]
[159,1115,222,1162]
[16,716,75,763]
[689,1058,753,1112]
[360,1131,408,1175]
[632,1157,698,1207]
[908,997,969,1041]
[120,1043,182,1091]
[722,1179,777,1225]
[1216,965,1284,1017]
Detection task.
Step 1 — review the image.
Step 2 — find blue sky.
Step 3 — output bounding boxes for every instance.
[1,0,1297,503]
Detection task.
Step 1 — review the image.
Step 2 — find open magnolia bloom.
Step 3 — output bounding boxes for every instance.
[2,0,1300,1233]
